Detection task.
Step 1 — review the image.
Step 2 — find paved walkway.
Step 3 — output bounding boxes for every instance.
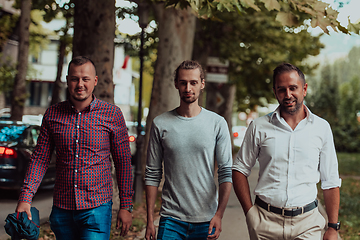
[136,164,341,239]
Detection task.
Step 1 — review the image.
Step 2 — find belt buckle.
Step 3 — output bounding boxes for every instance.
[282,208,285,217]
[300,206,304,215]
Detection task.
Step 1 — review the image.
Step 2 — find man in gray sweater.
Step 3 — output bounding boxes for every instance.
[145,60,233,240]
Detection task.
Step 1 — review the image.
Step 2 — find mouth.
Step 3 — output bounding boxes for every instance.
[75,89,85,94]
[284,99,295,107]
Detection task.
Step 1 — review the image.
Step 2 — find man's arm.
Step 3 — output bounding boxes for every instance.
[16,113,54,218]
[111,109,134,236]
[145,185,158,240]
[208,182,232,240]
[232,170,253,214]
[322,187,340,240]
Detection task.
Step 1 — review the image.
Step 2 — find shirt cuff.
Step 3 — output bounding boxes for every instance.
[321,178,342,190]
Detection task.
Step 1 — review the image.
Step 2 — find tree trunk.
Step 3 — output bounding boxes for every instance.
[72,0,115,104]
[72,0,118,206]
[50,35,66,105]
[10,0,31,121]
[141,4,196,173]
[206,82,236,137]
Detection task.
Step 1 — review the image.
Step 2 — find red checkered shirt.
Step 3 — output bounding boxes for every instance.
[19,97,134,210]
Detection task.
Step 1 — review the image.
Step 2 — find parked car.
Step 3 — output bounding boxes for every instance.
[126,121,146,164]
[0,120,56,191]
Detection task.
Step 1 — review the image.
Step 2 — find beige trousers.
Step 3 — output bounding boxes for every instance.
[245,204,326,240]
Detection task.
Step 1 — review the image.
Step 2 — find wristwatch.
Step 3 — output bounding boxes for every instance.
[328,222,340,230]
[123,205,133,213]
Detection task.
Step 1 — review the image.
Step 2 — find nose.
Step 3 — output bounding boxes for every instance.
[185,82,191,92]
[77,79,85,87]
[285,89,291,98]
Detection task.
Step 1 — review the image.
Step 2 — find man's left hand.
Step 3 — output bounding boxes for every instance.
[116,209,132,237]
[323,228,338,240]
[207,214,222,240]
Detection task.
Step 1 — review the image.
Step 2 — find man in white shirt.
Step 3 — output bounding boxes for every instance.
[232,63,341,240]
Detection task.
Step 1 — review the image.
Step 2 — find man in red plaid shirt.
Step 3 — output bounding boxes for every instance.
[15,56,134,240]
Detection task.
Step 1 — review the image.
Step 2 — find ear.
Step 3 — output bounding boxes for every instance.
[94,76,98,86]
[201,79,205,90]
[303,83,308,97]
[174,80,179,89]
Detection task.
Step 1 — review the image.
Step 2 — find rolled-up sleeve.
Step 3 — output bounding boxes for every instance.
[232,121,258,177]
[319,123,342,190]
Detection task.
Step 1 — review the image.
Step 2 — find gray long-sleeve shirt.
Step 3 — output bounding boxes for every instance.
[145,108,232,223]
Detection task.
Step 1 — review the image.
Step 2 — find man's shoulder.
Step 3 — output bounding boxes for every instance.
[201,108,223,118]
[92,99,123,115]
[153,110,175,123]
[44,101,69,115]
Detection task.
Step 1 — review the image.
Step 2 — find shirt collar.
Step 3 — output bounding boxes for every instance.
[67,94,98,112]
[270,104,314,123]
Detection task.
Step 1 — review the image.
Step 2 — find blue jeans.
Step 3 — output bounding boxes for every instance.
[49,201,112,240]
[157,216,215,240]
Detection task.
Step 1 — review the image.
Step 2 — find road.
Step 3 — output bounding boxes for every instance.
[0,186,54,240]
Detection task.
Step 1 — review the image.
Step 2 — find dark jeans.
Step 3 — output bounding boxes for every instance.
[157,216,215,240]
[49,201,112,240]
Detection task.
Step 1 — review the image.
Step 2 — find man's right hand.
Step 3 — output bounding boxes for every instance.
[15,202,32,220]
[145,221,156,240]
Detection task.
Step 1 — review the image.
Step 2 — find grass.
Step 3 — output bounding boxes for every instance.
[320,152,360,240]
[337,152,360,176]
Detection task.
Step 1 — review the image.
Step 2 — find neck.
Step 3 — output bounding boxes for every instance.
[176,101,202,118]
[281,105,307,130]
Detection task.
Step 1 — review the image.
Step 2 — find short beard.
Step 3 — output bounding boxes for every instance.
[280,100,303,115]
[181,96,197,104]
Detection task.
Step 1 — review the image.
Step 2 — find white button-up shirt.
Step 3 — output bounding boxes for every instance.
[233,106,341,208]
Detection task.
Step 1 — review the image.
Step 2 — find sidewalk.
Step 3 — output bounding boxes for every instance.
[135,164,341,239]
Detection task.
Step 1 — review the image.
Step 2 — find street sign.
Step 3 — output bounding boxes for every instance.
[206,57,229,83]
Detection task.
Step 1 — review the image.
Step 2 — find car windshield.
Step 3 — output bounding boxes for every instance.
[0,125,27,142]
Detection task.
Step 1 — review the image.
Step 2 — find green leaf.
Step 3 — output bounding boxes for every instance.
[310,15,331,34]
[348,20,360,35]
[239,0,260,11]
[275,12,298,27]
[260,0,280,11]
[312,1,329,13]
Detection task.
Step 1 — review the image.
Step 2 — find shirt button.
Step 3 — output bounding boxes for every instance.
[75,169,78,173]
[79,112,81,115]
[75,185,77,188]
[76,140,79,143]
[77,125,79,128]
[76,155,78,158]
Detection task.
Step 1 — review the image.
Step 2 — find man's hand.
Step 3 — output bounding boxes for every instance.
[15,202,32,220]
[207,214,222,240]
[145,221,156,240]
[116,209,132,237]
[323,227,338,240]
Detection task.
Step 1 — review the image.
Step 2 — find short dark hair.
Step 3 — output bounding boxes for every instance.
[68,56,96,75]
[273,63,305,89]
[174,60,205,82]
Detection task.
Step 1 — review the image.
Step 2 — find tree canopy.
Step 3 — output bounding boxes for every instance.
[164,0,360,34]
